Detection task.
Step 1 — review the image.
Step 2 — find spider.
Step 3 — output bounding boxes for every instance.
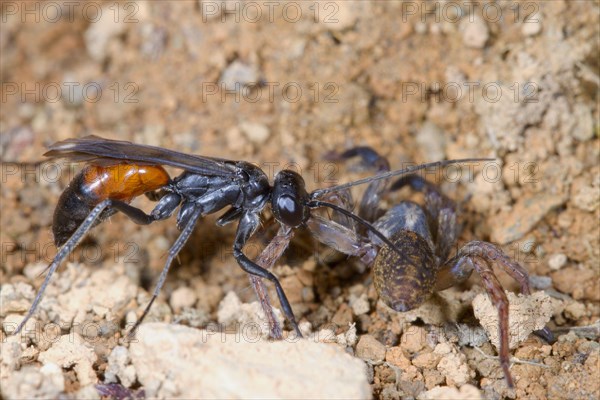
[253,146,553,388]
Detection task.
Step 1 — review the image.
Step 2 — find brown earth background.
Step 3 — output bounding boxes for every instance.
[1,1,599,399]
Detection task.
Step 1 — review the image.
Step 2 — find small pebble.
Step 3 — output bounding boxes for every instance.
[385,346,411,369]
[564,301,587,320]
[169,287,197,312]
[418,384,482,400]
[84,5,126,61]
[416,121,446,161]
[401,326,428,353]
[570,103,595,141]
[104,346,136,387]
[412,352,441,369]
[356,334,386,363]
[349,293,370,316]
[519,236,537,253]
[548,253,568,270]
[573,185,599,212]
[239,122,271,144]
[219,61,259,91]
[301,287,315,303]
[529,275,553,290]
[18,103,36,120]
[434,343,475,386]
[522,19,542,37]
[557,212,573,229]
[0,283,35,317]
[460,16,489,49]
[414,22,427,35]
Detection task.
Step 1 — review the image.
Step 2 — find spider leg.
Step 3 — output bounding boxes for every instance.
[305,214,376,264]
[447,240,555,388]
[249,225,295,339]
[328,146,390,222]
[311,147,393,264]
[318,189,357,232]
[233,212,302,337]
[458,241,531,293]
[454,255,515,388]
[458,241,554,343]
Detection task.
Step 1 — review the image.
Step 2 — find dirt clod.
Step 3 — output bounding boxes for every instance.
[38,333,98,386]
[434,342,475,387]
[356,334,386,363]
[473,291,553,350]
[129,323,371,398]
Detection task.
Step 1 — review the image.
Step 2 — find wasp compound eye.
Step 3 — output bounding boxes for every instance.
[275,195,304,227]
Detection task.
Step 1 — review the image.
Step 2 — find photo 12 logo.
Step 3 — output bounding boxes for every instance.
[201,81,339,104]
[1,240,141,266]
[400,1,540,24]
[200,1,340,23]
[2,81,139,105]
[400,81,539,104]
[1,2,140,24]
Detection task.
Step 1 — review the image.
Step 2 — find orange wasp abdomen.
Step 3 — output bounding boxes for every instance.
[82,164,170,202]
[52,163,171,247]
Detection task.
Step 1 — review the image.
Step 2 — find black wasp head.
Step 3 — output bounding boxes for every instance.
[271,170,310,228]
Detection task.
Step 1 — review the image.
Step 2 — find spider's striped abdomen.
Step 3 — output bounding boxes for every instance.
[371,201,438,312]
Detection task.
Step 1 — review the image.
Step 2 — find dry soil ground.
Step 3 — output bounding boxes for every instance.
[1,1,599,399]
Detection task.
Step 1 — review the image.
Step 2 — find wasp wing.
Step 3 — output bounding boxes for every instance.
[44,135,238,177]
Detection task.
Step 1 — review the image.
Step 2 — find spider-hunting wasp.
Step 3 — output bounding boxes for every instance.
[14,136,540,387]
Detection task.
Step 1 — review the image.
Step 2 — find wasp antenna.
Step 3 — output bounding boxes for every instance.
[310,158,494,199]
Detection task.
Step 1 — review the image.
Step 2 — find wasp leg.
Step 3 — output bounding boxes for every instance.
[110,201,158,225]
[127,205,203,338]
[144,190,163,202]
[233,212,302,337]
[14,199,113,335]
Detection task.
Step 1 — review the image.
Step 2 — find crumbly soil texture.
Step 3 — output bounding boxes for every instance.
[1,1,599,399]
